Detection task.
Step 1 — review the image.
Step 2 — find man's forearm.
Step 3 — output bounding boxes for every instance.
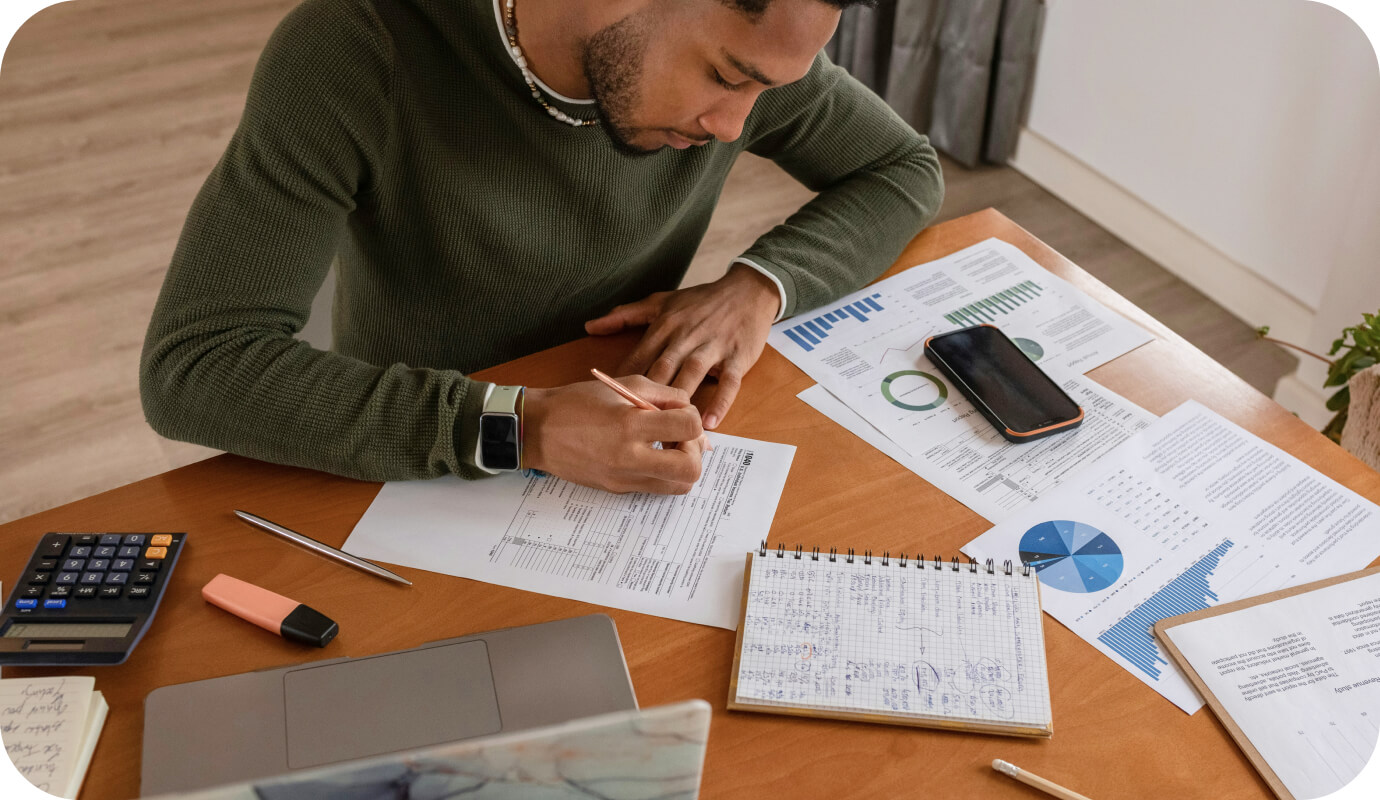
[140,296,491,482]
[739,137,943,318]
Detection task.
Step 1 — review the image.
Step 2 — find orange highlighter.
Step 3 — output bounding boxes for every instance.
[202,574,338,647]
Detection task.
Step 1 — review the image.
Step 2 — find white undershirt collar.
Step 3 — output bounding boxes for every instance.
[491,0,595,106]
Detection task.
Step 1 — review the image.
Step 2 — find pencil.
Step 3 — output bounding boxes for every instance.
[590,368,658,410]
[992,760,1094,800]
[589,368,711,452]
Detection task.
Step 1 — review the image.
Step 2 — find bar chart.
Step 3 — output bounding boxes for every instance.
[1097,539,1235,681]
[943,280,1044,326]
[782,293,886,353]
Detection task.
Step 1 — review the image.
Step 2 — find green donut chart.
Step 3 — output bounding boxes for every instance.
[880,370,948,411]
[1014,337,1044,362]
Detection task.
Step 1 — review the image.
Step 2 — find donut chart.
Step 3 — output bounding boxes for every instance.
[1019,520,1123,593]
[880,370,948,411]
[1013,337,1044,362]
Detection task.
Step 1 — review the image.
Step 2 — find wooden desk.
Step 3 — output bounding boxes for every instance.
[4,209,1378,799]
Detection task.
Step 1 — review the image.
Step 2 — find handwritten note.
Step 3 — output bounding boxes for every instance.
[1,676,103,798]
[734,553,1052,732]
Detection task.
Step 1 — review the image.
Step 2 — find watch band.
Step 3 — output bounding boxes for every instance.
[476,384,525,474]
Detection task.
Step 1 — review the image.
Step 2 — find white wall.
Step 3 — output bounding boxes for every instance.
[1010,0,1380,423]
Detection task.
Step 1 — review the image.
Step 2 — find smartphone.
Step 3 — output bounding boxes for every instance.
[923,325,1083,443]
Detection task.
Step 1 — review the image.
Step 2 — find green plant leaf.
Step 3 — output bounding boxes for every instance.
[1326,385,1350,412]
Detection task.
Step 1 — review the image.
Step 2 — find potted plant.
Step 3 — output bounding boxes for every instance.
[1257,310,1378,444]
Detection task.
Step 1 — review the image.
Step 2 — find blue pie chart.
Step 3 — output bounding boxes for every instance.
[1019,520,1123,593]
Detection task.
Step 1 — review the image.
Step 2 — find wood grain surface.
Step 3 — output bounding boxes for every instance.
[2,210,1375,800]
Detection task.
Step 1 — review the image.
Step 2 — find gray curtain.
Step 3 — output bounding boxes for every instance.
[826,0,1044,168]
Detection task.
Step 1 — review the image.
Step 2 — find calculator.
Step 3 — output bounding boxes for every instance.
[0,532,184,665]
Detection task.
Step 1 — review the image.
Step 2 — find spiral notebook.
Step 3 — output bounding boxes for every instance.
[729,544,1053,737]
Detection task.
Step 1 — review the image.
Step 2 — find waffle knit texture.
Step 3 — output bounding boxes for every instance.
[140,0,945,481]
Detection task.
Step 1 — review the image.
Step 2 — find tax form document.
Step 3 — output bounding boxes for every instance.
[1161,571,1380,800]
[962,402,1380,713]
[343,433,795,629]
[798,371,1154,523]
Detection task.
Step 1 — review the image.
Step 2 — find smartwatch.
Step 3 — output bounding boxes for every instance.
[476,385,525,473]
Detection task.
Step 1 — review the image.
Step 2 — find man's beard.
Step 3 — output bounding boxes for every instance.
[581,14,658,156]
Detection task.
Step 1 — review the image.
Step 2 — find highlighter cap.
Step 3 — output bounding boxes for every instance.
[282,605,338,648]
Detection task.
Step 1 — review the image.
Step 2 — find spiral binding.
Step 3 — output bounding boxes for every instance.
[757,541,1033,575]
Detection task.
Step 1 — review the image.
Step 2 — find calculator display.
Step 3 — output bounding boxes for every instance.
[5,622,134,639]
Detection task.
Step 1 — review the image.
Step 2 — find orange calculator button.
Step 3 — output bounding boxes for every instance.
[151,534,173,547]
[145,546,168,559]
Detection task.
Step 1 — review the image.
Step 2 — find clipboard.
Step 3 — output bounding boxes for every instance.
[1154,566,1380,800]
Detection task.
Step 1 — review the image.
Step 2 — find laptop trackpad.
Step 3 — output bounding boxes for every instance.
[283,640,503,769]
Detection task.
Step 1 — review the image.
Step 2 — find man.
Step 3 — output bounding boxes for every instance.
[140,0,943,495]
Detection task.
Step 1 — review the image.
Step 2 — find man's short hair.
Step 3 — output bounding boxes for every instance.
[726,0,878,16]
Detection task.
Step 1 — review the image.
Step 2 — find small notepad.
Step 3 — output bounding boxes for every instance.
[1,676,108,798]
[729,547,1053,737]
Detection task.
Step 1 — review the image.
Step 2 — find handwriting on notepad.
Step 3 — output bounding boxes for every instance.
[737,559,1043,724]
[1,677,82,791]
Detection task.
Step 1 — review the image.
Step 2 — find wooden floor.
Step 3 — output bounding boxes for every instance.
[0,0,1295,524]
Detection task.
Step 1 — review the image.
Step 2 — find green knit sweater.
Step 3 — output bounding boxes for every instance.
[140,0,944,481]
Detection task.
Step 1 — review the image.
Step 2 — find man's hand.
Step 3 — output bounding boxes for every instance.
[523,376,706,494]
[584,264,780,430]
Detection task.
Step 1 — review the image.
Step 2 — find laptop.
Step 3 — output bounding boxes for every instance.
[148,699,710,800]
[142,615,639,796]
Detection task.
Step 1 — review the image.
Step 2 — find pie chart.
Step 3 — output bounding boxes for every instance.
[1018,520,1123,593]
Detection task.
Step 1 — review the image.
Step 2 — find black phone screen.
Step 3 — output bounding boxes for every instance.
[925,326,1081,434]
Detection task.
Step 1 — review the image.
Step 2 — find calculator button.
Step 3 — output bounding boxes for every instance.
[134,572,157,585]
[39,535,70,558]
[99,534,123,545]
[112,559,134,571]
[22,586,44,599]
[74,586,98,599]
[94,546,117,558]
[43,598,67,610]
[123,534,146,546]
[138,560,162,572]
[150,534,174,547]
[74,534,98,546]
[117,546,140,559]
[127,586,151,599]
[15,599,37,610]
[145,547,168,560]
[69,546,92,558]
[28,572,52,585]
[99,586,123,598]
[104,572,129,585]
[56,572,79,585]
[87,559,110,571]
[36,559,58,572]
[62,559,86,572]
[49,585,72,599]
[81,572,104,585]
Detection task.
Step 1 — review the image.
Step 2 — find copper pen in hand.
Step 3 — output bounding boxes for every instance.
[589,369,712,452]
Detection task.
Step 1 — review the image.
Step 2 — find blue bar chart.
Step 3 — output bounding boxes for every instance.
[943,280,1043,326]
[783,293,885,352]
[1097,539,1235,681]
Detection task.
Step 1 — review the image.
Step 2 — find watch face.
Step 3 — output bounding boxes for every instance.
[480,414,520,471]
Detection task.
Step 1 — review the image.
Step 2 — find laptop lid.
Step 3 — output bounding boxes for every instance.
[149,700,712,800]
[142,615,637,795]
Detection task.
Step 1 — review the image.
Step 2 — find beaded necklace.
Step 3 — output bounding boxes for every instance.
[502,0,599,127]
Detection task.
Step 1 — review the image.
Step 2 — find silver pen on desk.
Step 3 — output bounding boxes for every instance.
[233,510,413,586]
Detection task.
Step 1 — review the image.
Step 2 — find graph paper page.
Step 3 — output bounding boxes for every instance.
[964,402,1380,713]
[735,553,1051,730]
[1165,572,1380,799]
